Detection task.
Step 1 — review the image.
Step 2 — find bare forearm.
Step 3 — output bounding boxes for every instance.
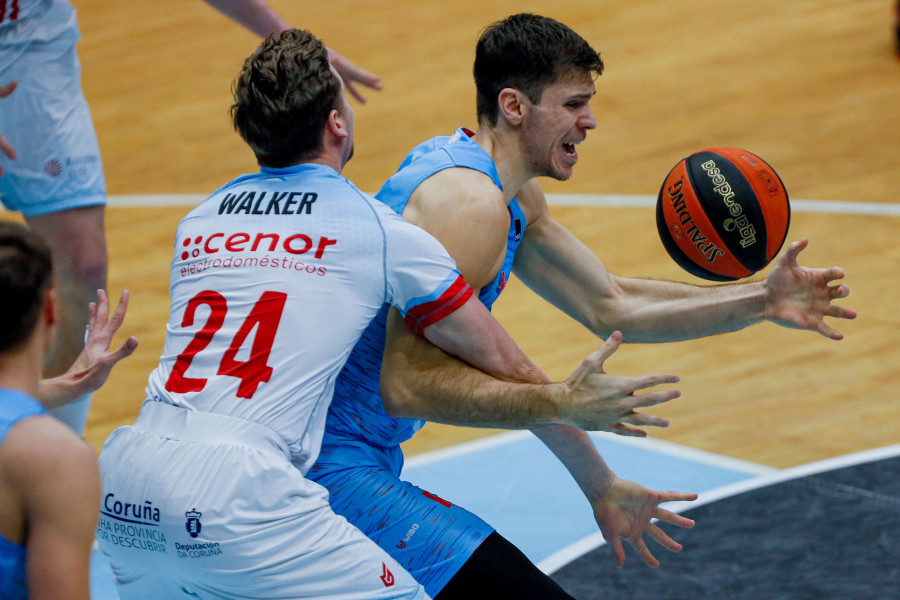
[514,213,768,343]
[201,0,290,38]
[36,375,83,410]
[602,276,767,343]
[530,424,615,502]
[381,327,566,428]
[421,297,547,384]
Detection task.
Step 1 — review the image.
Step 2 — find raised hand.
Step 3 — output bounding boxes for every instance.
[327,48,383,103]
[592,475,698,568]
[37,289,138,408]
[764,239,856,340]
[560,331,681,436]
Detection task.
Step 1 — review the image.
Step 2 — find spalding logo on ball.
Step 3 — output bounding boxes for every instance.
[656,147,790,281]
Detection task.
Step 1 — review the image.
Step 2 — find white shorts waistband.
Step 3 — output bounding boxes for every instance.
[134,401,291,461]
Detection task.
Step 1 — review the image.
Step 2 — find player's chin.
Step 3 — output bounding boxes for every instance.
[551,163,575,181]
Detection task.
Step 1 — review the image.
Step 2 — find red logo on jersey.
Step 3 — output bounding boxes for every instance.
[380,563,395,587]
[497,271,507,292]
[179,231,337,261]
[422,491,452,507]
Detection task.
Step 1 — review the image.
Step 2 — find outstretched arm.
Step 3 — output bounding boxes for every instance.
[200,0,382,102]
[386,310,679,433]
[383,312,694,566]
[513,180,855,342]
[37,290,138,409]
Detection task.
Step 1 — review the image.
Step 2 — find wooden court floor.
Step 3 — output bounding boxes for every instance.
[33,0,900,468]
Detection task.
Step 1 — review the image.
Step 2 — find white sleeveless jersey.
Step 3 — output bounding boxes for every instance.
[145,163,472,474]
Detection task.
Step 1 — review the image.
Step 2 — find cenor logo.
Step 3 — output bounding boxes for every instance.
[179,231,337,261]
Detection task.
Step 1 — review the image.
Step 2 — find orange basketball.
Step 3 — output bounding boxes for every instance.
[655,147,790,281]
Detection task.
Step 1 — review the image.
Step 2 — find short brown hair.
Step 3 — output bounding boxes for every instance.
[0,221,53,354]
[231,29,342,167]
[474,14,604,126]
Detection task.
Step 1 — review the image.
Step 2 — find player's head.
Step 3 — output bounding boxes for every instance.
[475,14,603,180]
[474,14,604,128]
[0,221,54,354]
[231,29,351,168]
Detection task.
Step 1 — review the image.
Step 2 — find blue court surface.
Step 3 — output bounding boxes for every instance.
[90,432,899,598]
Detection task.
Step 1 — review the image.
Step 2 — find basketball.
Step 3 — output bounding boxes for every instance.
[655,147,790,281]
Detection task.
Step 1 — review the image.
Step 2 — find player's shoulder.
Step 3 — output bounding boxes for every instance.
[0,415,96,490]
[415,167,505,212]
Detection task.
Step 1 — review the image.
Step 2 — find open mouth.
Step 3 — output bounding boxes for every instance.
[563,141,578,159]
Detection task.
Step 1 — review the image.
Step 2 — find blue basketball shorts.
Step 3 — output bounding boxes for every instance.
[0,0,105,216]
[312,439,494,598]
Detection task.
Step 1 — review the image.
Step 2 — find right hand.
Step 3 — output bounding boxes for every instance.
[0,81,17,176]
[559,331,680,435]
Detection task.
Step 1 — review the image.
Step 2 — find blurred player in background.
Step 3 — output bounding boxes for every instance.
[0,221,136,599]
[310,13,856,600]
[0,0,109,433]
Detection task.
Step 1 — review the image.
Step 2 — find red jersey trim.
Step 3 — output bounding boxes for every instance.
[404,275,473,335]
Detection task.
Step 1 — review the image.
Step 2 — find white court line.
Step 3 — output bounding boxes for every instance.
[106,193,900,217]
[537,443,900,575]
[404,429,775,475]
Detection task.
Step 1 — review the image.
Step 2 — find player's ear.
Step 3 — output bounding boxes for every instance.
[326,108,350,141]
[498,88,528,126]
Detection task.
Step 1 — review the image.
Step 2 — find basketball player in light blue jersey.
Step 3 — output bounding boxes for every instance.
[310,13,856,599]
[0,222,136,599]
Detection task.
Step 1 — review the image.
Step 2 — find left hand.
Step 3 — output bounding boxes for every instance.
[764,239,856,340]
[327,48,383,103]
[593,476,698,568]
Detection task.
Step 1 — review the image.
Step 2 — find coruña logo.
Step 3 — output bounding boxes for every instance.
[185,508,202,538]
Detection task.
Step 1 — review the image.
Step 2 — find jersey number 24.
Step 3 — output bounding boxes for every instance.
[165,290,287,399]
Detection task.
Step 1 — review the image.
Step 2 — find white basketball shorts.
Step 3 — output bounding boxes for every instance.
[97,401,429,600]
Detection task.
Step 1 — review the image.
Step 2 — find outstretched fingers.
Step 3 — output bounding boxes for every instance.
[779,238,808,267]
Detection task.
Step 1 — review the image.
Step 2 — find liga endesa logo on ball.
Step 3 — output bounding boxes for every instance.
[656,147,790,281]
[699,159,758,250]
[664,178,726,264]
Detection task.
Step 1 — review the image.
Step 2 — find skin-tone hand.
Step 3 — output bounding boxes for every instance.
[37,289,139,409]
[560,331,681,435]
[327,48,382,103]
[592,475,698,568]
[0,81,18,176]
[763,239,856,340]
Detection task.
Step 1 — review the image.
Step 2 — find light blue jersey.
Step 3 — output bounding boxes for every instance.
[310,128,526,596]
[0,389,46,599]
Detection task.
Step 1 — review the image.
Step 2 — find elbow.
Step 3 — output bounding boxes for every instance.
[379,370,415,418]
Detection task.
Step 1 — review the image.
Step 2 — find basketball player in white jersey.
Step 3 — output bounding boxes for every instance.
[0,0,379,436]
[96,29,680,599]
